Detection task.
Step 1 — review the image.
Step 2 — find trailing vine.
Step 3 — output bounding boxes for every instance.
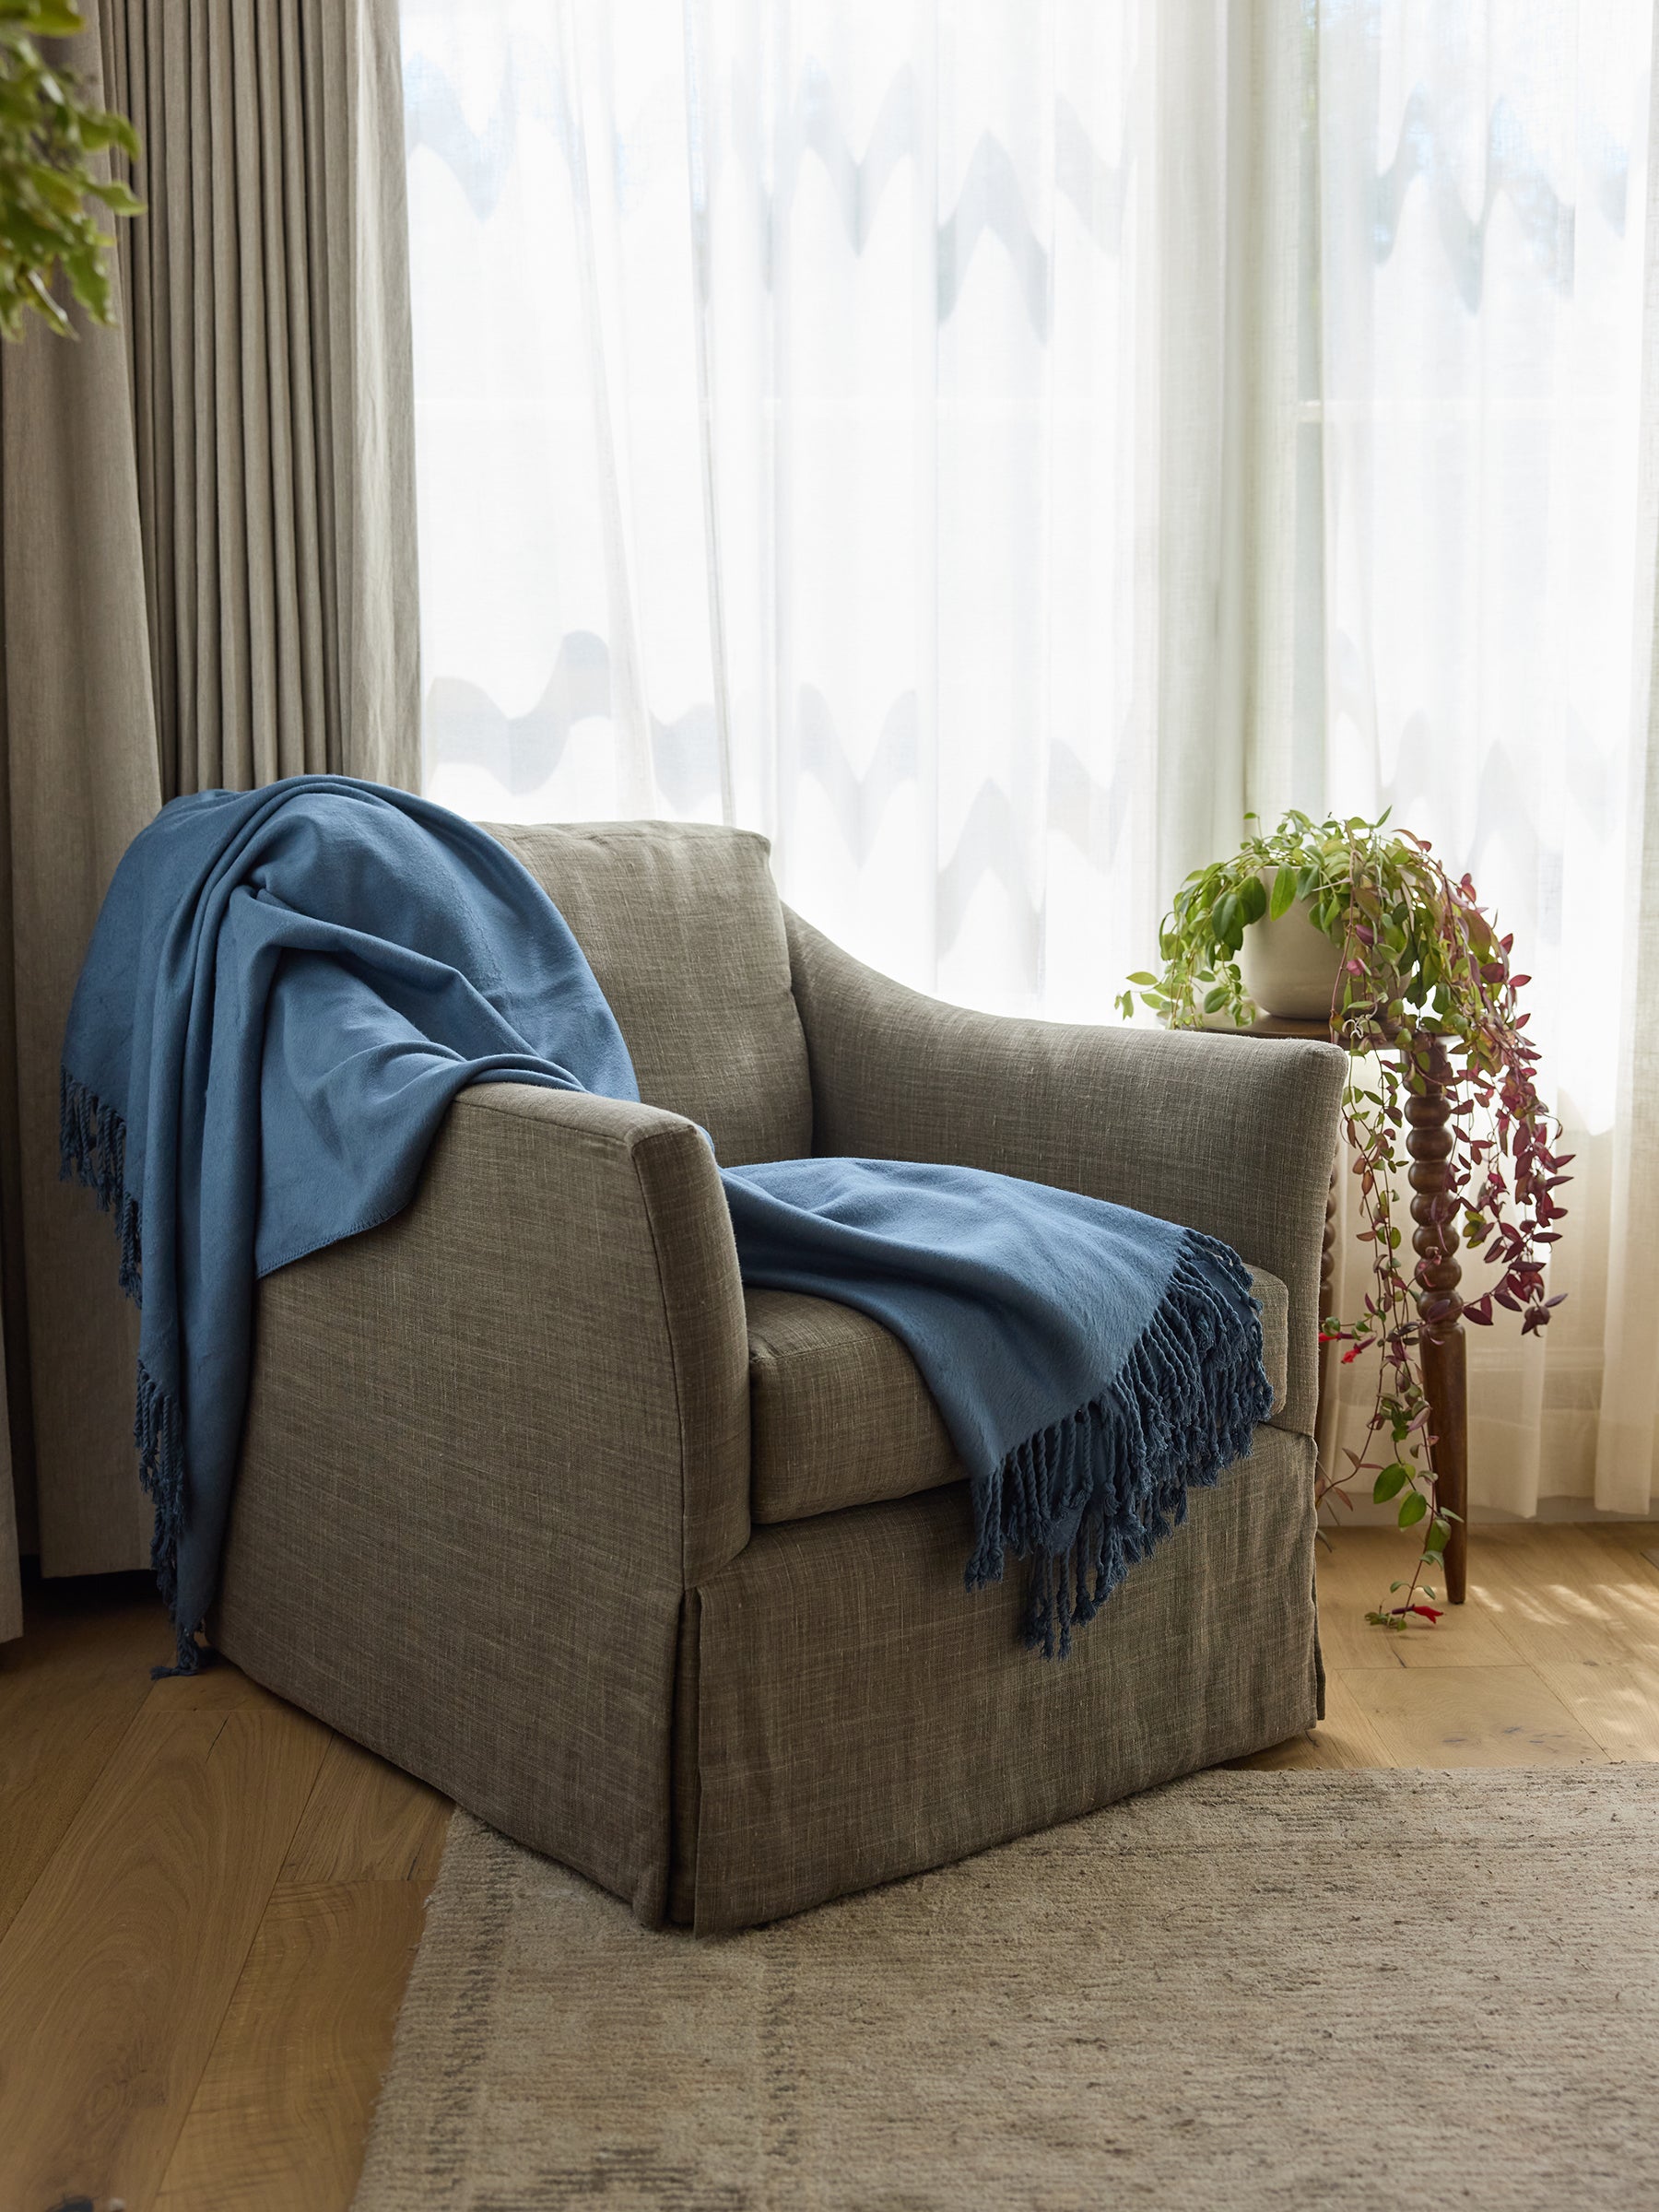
[1120,810,1570,1629]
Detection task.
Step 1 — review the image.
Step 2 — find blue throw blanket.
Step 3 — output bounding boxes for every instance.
[61,778,1270,1675]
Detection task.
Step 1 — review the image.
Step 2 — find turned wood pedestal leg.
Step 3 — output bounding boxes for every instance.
[1405,1035,1468,1605]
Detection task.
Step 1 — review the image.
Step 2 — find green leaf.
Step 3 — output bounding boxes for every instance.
[1238,874,1268,925]
[25,163,80,216]
[1203,983,1230,1014]
[1269,865,1298,921]
[1397,1491,1429,1528]
[1125,971,1159,987]
[85,178,144,216]
[76,108,140,160]
[1423,1522,1449,1556]
[1371,1464,1409,1503]
[16,7,85,35]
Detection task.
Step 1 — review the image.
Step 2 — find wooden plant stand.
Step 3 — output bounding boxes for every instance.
[1248,1017,1468,1605]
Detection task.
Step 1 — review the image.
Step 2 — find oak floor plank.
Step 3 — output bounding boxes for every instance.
[153,1878,431,2212]
[155,1660,300,1714]
[1313,1529,1522,1669]
[1582,1524,1659,1646]
[0,1573,170,1942]
[1531,1653,1659,1762]
[1578,1520,1659,1571]
[1232,1670,1396,1771]
[1465,1523,1659,1669]
[1338,1661,1606,1768]
[281,1730,451,1887]
[0,1697,328,2212]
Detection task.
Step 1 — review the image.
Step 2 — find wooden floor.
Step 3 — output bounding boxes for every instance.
[2,1523,1657,2211]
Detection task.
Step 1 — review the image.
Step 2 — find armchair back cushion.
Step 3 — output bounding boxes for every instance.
[487,821,812,1164]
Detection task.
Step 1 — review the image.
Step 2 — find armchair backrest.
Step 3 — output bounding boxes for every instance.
[487,820,812,1165]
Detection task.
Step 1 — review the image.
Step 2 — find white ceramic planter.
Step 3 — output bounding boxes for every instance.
[1237,875,1344,1020]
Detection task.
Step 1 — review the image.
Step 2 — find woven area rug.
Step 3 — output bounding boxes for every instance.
[354,1769,1659,2210]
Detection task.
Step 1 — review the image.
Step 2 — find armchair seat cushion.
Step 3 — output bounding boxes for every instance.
[747,1265,1289,1527]
[747,1288,961,1524]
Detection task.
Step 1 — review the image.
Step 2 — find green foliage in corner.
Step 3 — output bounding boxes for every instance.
[0,0,141,340]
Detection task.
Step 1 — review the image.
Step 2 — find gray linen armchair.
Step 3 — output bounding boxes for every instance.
[211,822,1347,1932]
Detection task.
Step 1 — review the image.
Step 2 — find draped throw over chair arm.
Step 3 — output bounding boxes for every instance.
[784,910,1347,1439]
[215,1079,750,1925]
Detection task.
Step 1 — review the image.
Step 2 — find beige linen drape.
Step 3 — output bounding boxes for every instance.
[0,0,418,1638]
[101,0,418,794]
[0,299,158,1622]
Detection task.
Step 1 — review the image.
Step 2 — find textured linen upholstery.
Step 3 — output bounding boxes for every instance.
[747,1288,959,1522]
[1253,1269,1289,1423]
[214,1081,749,1926]
[679,1426,1317,1931]
[487,821,812,1165]
[785,910,1343,1438]
[747,1265,1289,1525]
[212,822,1347,1935]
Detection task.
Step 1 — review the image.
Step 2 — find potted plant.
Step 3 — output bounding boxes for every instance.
[1118,809,1570,1629]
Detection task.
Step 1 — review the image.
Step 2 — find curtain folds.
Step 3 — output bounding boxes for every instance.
[100,0,421,794]
[0,0,419,1636]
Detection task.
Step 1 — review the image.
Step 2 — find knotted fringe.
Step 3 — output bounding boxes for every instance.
[965,1231,1274,1659]
[134,1356,202,1674]
[60,1065,144,1301]
[60,1068,203,1677]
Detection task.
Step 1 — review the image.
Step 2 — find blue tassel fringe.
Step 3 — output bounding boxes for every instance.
[60,1067,202,1676]
[965,1231,1274,1658]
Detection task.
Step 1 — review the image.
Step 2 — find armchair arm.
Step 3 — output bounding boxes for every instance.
[213,1080,749,1924]
[785,912,1346,1437]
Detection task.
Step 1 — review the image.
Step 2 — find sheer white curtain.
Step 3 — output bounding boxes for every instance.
[1310,1,1659,1516]
[401,0,1659,1518]
[400,0,1301,1018]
